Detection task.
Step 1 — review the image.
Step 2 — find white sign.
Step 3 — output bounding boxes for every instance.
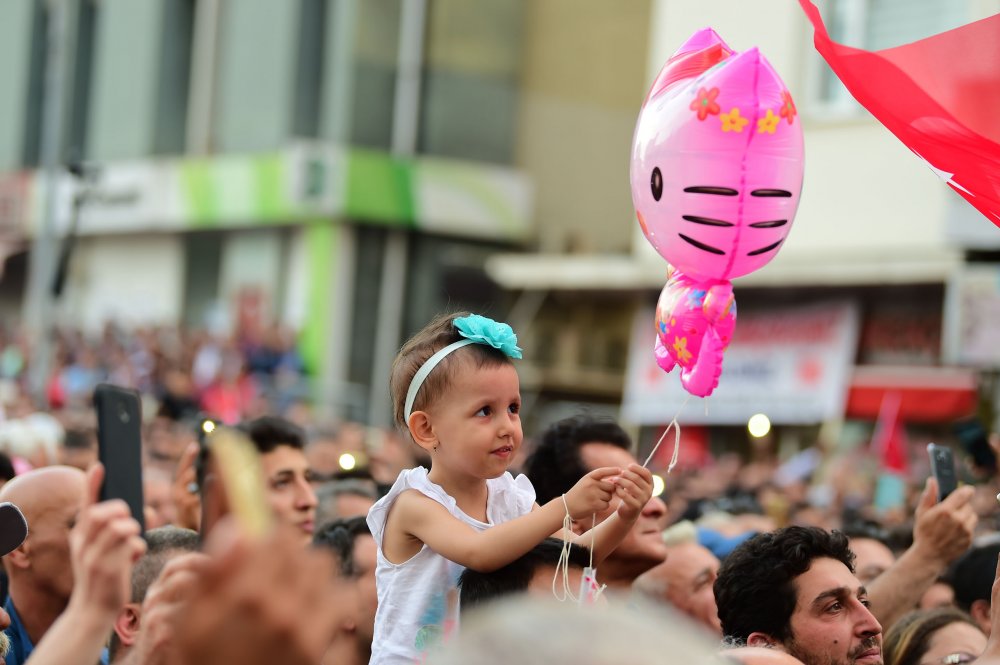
[622,300,860,425]
[943,265,1000,367]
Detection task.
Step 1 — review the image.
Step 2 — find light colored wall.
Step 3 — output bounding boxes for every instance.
[88,0,163,161]
[0,0,35,170]
[61,233,183,333]
[214,0,299,153]
[516,0,652,254]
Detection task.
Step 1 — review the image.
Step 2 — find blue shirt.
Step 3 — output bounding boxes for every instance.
[3,597,108,665]
[4,597,35,665]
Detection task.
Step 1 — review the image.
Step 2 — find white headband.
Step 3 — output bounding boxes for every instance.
[403,339,474,424]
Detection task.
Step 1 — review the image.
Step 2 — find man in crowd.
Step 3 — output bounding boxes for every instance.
[949,538,1000,636]
[109,526,201,663]
[524,415,668,589]
[458,538,591,613]
[715,526,882,665]
[200,416,318,545]
[843,526,896,586]
[0,466,87,664]
[633,520,721,635]
[313,516,378,665]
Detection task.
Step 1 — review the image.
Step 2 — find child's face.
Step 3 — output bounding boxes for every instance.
[425,359,523,481]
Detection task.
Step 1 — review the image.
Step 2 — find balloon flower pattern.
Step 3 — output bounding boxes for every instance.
[630,28,804,397]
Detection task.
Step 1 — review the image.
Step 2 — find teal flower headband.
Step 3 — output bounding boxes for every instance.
[403,314,522,423]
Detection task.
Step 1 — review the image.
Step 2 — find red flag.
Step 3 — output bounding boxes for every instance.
[871,391,909,475]
[800,0,1000,228]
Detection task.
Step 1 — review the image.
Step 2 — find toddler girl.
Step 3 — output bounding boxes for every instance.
[367,313,653,664]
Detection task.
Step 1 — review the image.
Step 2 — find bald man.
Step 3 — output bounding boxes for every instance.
[0,466,87,665]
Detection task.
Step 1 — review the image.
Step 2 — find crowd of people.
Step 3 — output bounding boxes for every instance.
[0,314,997,665]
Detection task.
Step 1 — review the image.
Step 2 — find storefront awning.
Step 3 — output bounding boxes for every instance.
[845,365,978,422]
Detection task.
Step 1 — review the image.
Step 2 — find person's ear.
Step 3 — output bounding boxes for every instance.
[408,411,438,454]
[113,603,142,647]
[970,598,992,634]
[5,542,30,571]
[747,632,778,648]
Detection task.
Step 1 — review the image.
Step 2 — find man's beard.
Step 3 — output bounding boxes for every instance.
[785,635,882,665]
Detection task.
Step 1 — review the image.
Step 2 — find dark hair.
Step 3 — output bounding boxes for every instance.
[883,608,983,665]
[0,452,15,484]
[524,415,631,505]
[714,526,856,643]
[948,540,1000,611]
[389,312,513,434]
[312,515,372,577]
[458,538,591,614]
[109,526,201,659]
[239,416,307,454]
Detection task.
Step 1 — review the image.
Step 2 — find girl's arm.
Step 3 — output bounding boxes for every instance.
[391,466,620,572]
[569,464,655,564]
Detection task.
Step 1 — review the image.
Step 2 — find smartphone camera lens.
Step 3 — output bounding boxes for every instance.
[118,404,130,423]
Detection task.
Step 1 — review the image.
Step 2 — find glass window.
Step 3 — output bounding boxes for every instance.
[812,0,970,112]
[349,0,401,149]
[292,0,327,139]
[418,0,523,163]
[153,0,195,155]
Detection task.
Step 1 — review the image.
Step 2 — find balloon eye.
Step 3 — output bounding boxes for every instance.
[651,167,663,201]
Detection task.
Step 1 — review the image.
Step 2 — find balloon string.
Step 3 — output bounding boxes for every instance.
[642,395,691,474]
[552,494,578,603]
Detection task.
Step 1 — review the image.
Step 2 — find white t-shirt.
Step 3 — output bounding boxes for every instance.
[366,467,536,665]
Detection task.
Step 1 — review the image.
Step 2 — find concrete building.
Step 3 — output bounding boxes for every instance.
[0,0,997,446]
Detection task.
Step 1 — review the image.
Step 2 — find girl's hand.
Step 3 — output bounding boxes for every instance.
[614,464,654,522]
[564,466,620,519]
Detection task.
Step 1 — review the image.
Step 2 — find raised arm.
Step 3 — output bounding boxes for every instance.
[26,464,146,665]
[867,477,976,628]
[397,466,620,572]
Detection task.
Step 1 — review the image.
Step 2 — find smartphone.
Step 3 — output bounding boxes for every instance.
[927,443,958,502]
[93,384,145,532]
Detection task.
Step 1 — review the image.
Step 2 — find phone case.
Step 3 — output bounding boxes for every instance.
[94,384,145,532]
[927,443,957,502]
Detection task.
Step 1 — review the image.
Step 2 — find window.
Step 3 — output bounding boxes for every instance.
[809,0,971,115]
[153,0,196,155]
[417,0,523,163]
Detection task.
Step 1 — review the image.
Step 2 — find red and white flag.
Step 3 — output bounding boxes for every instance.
[800,0,1000,228]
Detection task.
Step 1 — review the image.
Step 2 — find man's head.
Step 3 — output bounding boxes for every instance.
[0,466,86,606]
[715,526,882,665]
[525,415,667,586]
[315,479,378,528]
[313,516,377,663]
[842,525,896,587]
[459,538,590,614]
[947,540,1000,636]
[110,526,201,662]
[241,416,318,545]
[634,521,721,635]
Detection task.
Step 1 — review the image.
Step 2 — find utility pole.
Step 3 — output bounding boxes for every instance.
[24,0,69,407]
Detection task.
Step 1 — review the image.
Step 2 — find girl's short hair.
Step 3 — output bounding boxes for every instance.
[389,312,514,435]
[883,607,982,665]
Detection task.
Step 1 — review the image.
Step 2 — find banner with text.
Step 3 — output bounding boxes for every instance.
[622,301,860,425]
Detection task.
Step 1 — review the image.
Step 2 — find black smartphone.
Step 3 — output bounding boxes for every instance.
[94,384,145,532]
[927,443,958,502]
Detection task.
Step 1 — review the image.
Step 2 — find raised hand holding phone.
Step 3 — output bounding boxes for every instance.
[93,384,145,532]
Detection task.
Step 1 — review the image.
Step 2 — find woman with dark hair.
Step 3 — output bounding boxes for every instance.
[883,608,986,665]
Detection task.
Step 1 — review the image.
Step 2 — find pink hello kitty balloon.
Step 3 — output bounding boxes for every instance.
[630,28,804,397]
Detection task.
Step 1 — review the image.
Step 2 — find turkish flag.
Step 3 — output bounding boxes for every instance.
[800,0,1000,228]
[871,391,910,475]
